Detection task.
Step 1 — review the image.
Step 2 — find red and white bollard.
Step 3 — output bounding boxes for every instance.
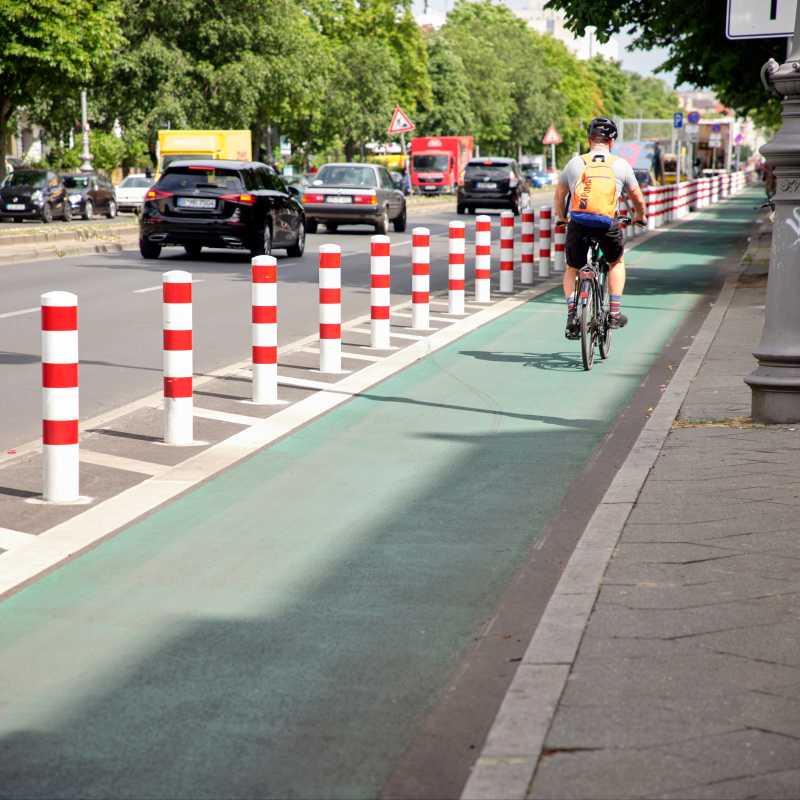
[370,235,392,349]
[251,255,278,404]
[538,206,552,277]
[448,221,466,314]
[41,291,80,502]
[474,215,491,303]
[319,244,342,373]
[499,211,515,293]
[163,270,193,445]
[553,221,566,273]
[520,210,535,285]
[411,227,431,330]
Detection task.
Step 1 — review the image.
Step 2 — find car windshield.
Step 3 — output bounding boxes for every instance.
[120,176,151,188]
[465,162,511,180]
[313,166,377,188]
[3,171,46,189]
[413,155,449,171]
[158,167,244,192]
[63,176,90,189]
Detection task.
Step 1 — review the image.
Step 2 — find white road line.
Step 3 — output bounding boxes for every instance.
[80,450,169,476]
[0,527,36,551]
[133,279,205,294]
[0,307,38,320]
[192,407,263,426]
[298,346,383,363]
[392,311,452,324]
[278,374,347,392]
[349,326,425,341]
[430,300,487,310]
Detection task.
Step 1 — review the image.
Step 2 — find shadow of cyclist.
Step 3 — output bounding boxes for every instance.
[459,349,584,371]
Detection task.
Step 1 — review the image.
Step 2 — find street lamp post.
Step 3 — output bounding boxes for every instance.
[745,4,800,422]
[79,90,93,173]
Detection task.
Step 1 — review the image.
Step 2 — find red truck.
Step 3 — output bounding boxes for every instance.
[409,136,474,194]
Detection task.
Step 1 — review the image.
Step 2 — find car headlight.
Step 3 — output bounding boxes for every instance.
[69,194,82,203]
[31,190,42,203]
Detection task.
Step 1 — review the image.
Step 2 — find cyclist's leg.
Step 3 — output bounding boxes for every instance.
[601,226,627,328]
[564,222,589,338]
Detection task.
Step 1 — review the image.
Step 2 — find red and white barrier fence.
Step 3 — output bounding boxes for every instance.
[520,210,535,285]
[41,291,80,502]
[499,211,515,293]
[474,215,491,302]
[319,244,342,373]
[251,255,278,405]
[538,206,552,277]
[370,235,391,349]
[411,227,431,330]
[163,270,193,445]
[553,221,566,273]
[449,221,466,314]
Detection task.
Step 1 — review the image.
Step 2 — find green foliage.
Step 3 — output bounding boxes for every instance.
[546,0,782,127]
[417,34,474,136]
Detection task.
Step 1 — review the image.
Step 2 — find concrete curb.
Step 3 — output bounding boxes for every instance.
[460,213,753,800]
[0,234,138,264]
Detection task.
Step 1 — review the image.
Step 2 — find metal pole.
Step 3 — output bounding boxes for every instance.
[79,90,92,173]
[550,143,556,171]
[745,3,800,421]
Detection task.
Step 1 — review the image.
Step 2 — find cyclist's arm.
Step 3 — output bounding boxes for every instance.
[626,185,647,224]
[553,181,570,224]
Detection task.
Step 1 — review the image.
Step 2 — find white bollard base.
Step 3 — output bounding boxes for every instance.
[499,272,514,293]
[474,281,490,304]
[164,396,194,445]
[42,443,81,503]
[320,340,342,374]
[539,259,551,278]
[252,363,279,405]
[521,264,534,285]
[411,307,431,330]
[449,292,465,315]
[371,319,392,350]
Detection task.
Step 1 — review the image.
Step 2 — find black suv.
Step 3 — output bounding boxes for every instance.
[457,158,530,216]
[63,173,117,220]
[0,169,72,223]
[139,160,305,260]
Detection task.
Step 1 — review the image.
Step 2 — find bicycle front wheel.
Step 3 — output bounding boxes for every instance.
[579,280,596,371]
[599,286,612,359]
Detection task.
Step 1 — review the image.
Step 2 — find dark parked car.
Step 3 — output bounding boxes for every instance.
[63,173,118,220]
[0,169,72,223]
[139,159,305,260]
[301,163,406,234]
[457,157,530,216]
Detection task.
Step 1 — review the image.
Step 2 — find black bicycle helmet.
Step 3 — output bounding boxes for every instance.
[588,117,618,141]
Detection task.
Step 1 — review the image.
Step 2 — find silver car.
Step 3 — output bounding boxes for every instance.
[302,163,406,234]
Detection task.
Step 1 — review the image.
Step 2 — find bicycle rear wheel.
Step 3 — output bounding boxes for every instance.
[599,283,612,359]
[579,280,596,371]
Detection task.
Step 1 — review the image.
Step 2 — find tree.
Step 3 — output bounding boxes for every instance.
[545,0,784,128]
[416,35,474,136]
[0,0,122,178]
[587,56,679,120]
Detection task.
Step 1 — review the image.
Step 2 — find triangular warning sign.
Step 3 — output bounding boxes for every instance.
[542,125,562,145]
[388,106,415,135]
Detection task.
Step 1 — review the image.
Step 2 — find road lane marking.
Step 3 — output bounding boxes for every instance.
[0,527,36,551]
[278,374,349,392]
[391,311,452,324]
[133,279,205,294]
[349,327,425,341]
[192,407,263,426]
[298,346,383,363]
[0,307,38,320]
[80,450,170,476]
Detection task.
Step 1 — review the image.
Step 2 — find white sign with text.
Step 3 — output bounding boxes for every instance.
[727,0,796,39]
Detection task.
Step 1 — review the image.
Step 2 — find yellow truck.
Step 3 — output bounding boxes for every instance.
[156,129,252,174]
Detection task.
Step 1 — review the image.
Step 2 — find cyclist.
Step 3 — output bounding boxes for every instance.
[553,117,647,339]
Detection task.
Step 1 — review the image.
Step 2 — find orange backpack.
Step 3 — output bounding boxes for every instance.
[570,153,618,229]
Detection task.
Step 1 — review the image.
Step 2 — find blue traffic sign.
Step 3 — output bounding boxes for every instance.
[687,111,701,124]
[712,123,722,133]
[673,112,683,129]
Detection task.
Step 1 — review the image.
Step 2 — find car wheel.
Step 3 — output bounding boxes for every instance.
[306,218,318,234]
[184,243,202,259]
[457,204,466,215]
[83,200,93,221]
[287,220,306,258]
[250,222,272,258]
[375,207,389,235]
[393,205,407,232]
[106,199,117,219]
[63,202,72,222]
[325,222,338,233]
[140,238,161,259]
[40,203,53,224]
[13,218,23,223]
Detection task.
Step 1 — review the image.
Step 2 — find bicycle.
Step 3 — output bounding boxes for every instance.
[574,215,640,371]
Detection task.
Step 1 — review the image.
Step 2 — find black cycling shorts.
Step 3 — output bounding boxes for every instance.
[565,221,624,268]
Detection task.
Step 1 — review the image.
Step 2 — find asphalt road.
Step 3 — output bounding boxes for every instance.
[0,201,550,454]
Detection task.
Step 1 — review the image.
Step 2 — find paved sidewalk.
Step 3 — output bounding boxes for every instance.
[520,222,800,798]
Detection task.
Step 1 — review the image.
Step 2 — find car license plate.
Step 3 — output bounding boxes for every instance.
[177,197,216,209]
[6,203,25,211]
[328,196,352,204]
[423,185,437,191]
[476,182,497,189]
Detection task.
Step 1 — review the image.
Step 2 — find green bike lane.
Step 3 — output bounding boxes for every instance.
[0,192,756,799]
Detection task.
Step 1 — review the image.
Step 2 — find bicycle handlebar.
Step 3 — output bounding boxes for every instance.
[616,215,647,227]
